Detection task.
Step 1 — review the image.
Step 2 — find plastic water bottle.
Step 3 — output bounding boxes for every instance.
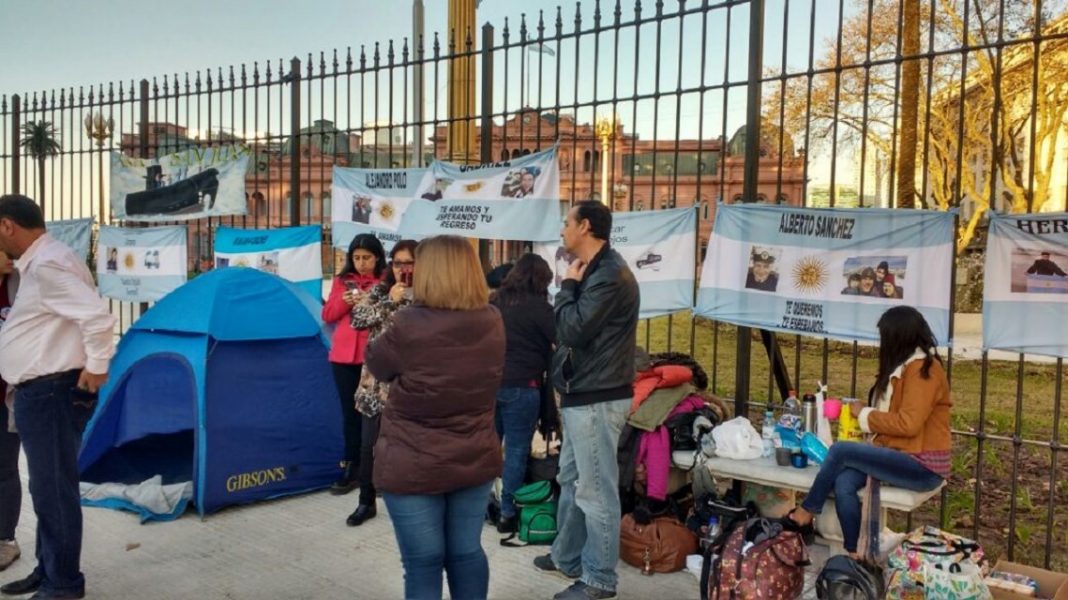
[780,390,803,432]
[761,409,776,458]
[705,515,720,547]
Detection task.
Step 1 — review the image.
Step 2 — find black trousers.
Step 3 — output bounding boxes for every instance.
[0,401,19,541]
[358,414,379,506]
[330,363,363,464]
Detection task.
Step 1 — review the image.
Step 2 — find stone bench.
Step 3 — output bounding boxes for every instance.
[674,452,943,554]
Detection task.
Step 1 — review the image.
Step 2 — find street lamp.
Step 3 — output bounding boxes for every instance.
[594,114,616,207]
[83,111,114,224]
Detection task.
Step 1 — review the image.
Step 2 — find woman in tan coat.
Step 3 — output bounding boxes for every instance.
[787,306,951,558]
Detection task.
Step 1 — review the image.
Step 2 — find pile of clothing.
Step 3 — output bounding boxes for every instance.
[617,350,727,520]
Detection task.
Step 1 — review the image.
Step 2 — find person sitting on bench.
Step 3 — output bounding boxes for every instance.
[784,306,950,560]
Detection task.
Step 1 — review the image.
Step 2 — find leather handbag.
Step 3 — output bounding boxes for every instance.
[619,513,698,574]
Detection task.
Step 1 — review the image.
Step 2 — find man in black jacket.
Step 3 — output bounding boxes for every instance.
[534,201,639,600]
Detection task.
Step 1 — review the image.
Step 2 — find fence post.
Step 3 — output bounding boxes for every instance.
[734,0,766,418]
[10,94,20,195]
[138,80,151,317]
[289,57,301,227]
[479,22,494,268]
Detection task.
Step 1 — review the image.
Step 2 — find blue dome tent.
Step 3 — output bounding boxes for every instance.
[78,268,342,519]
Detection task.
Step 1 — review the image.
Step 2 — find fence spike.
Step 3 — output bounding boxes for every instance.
[388,39,395,66]
[333,48,339,74]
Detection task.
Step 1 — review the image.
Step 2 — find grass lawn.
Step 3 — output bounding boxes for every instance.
[641,312,1068,570]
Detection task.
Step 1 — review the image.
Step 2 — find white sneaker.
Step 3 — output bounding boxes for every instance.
[0,540,19,571]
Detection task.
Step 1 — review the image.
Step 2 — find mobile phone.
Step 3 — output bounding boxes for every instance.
[400,271,413,287]
[343,280,358,291]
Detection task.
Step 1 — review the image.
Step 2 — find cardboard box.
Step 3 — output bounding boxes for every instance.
[989,560,1068,600]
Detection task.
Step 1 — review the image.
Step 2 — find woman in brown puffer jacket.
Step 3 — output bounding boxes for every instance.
[365,235,505,600]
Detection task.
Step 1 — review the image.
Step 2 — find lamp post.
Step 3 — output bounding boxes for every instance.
[84,111,114,224]
[594,114,616,207]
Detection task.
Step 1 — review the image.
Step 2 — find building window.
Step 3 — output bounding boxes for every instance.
[512,149,522,160]
[322,192,332,217]
[776,194,788,205]
[303,192,315,220]
[732,194,744,203]
[251,191,267,215]
[501,149,510,162]
[583,150,592,172]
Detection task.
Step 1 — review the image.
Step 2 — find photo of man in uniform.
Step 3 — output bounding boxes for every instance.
[352,195,372,224]
[1026,251,1067,277]
[420,177,453,201]
[503,166,540,198]
[745,248,779,292]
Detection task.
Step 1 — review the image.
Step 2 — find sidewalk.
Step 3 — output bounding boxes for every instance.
[8,452,830,599]
[6,452,704,599]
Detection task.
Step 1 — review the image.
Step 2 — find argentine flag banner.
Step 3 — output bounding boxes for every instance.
[402,146,562,241]
[214,225,323,301]
[47,218,93,261]
[535,206,697,319]
[695,204,955,344]
[331,166,427,252]
[983,212,1068,357]
[97,225,188,302]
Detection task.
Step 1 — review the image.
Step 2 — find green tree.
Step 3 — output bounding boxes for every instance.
[765,0,1068,252]
[19,120,62,219]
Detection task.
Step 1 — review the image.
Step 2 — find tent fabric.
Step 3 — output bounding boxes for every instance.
[79,268,342,519]
[132,267,326,341]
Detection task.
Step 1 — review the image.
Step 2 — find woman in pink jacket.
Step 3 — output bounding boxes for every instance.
[322,234,385,494]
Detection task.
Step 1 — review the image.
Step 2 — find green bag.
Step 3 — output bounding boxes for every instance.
[518,502,558,544]
[502,480,558,546]
[513,480,553,505]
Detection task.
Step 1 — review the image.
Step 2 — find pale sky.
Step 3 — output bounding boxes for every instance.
[1,0,855,208]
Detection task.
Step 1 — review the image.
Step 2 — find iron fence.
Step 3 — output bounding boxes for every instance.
[1,0,1066,569]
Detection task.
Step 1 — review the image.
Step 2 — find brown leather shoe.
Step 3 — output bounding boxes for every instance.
[0,541,19,572]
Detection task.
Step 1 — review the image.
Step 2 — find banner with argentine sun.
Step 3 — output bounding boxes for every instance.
[983,212,1068,357]
[110,144,250,222]
[331,167,426,252]
[535,206,697,319]
[401,146,562,241]
[97,225,188,302]
[214,225,322,301]
[47,218,93,261]
[695,204,955,344]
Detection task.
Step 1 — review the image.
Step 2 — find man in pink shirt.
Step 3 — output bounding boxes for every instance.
[0,195,115,600]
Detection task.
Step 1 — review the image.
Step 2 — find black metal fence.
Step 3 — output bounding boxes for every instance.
[1,0,1065,570]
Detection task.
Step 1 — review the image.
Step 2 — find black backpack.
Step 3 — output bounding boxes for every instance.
[664,406,720,452]
[816,555,884,600]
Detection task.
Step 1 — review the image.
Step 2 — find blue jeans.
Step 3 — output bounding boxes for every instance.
[384,481,494,600]
[801,442,944,552]
[551,398,630,593]
[494,387,540,518]
[14,370,91,596]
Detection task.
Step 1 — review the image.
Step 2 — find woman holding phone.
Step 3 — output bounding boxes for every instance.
[322,234,386,495]
[346,239,419,526]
